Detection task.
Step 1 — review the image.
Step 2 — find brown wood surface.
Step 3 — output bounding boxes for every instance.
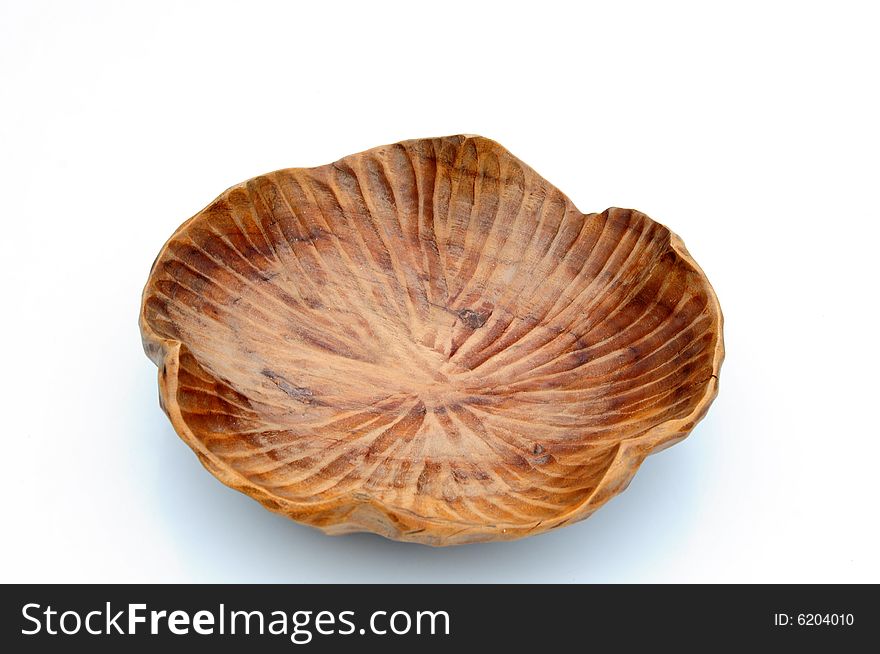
[140,135,724,545]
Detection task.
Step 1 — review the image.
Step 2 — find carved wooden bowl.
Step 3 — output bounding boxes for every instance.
[140,136,723,545]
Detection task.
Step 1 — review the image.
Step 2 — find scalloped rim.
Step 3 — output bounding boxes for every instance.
[140,135,725,546]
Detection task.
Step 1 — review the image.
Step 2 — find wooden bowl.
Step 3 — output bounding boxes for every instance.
[140,135,723,545]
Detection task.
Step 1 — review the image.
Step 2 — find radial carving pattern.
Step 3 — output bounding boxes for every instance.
[140,136,723,544]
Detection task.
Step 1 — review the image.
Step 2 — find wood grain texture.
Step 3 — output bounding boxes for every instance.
[140,135,724,545]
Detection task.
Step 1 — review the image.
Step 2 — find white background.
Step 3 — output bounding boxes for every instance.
[1,1,878,583]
